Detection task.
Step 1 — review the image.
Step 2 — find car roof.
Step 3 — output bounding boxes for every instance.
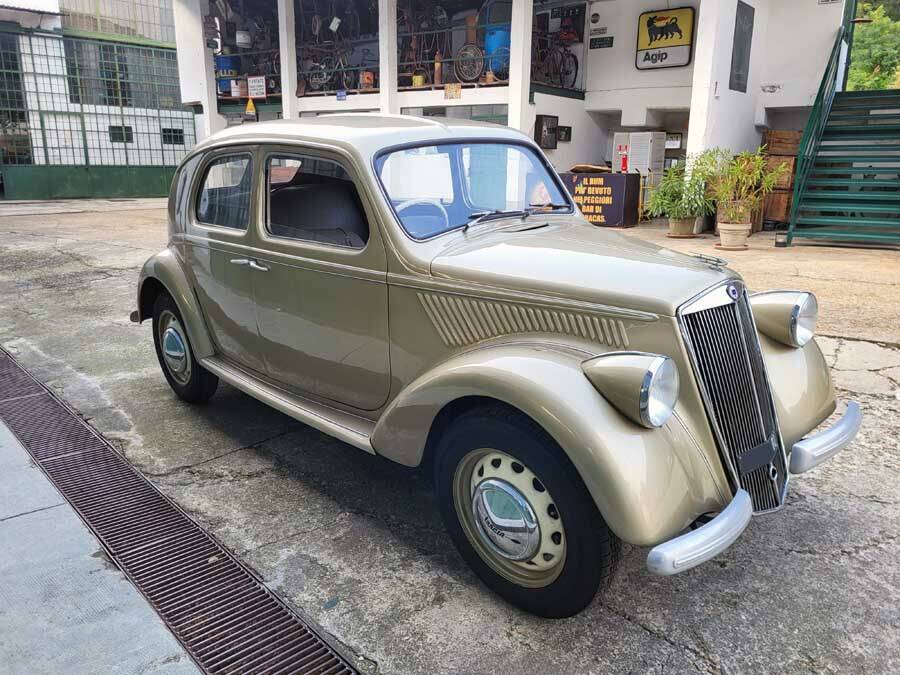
[193,113,533,160]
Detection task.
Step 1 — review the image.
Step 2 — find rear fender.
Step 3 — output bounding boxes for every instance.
[135,248,215,359]
[372,343,728,546]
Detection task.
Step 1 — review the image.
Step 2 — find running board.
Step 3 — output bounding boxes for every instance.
[200,356,376,454]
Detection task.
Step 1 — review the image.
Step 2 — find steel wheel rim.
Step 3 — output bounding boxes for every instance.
[158,310,191,385]
[453,448,566,588]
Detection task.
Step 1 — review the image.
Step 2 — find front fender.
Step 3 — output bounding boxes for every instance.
[136,248,215,359]
[760,334,836,447]
[372,343,729,546]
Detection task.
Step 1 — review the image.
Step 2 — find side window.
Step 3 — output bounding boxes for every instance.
[196,154,252,230]
[266,154,369,249]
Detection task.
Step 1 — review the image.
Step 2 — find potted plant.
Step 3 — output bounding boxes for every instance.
[644,162,715,238]
[696,147,788,250]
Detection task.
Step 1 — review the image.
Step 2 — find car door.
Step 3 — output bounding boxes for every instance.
[249,147,390,411]
[185,147,266,374]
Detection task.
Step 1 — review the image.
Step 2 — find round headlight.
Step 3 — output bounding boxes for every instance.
[641,356,680,428]
[792,293,818,347]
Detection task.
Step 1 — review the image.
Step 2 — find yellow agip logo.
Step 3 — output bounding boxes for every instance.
[636,7,695,70]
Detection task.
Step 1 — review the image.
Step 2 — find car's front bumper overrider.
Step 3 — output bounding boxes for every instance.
[647,400,861,575]
[789,400,861,474]
[646,489,753,575]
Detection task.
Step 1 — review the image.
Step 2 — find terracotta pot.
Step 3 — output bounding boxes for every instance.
[717,221,751,250]
[667,217,697,238]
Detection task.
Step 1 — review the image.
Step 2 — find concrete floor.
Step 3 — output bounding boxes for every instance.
[0,199,898,674]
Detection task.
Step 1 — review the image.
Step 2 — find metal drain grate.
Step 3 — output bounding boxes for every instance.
[0,352,357,675]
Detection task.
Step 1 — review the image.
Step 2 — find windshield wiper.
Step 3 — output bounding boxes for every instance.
[527,202,571,213]
[463,209,528,231]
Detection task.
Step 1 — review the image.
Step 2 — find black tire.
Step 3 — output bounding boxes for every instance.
[151,292,218,403]
[433,404,618,618]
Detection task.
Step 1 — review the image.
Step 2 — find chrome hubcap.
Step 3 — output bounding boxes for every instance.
[162,328,187,373]
[158,311,191,385]
[454,449,567,588]
[472,479,540,562]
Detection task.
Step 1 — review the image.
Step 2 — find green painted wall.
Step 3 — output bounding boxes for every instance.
[1,165,175,200]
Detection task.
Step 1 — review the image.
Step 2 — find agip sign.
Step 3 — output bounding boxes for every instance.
[636,7,695,70]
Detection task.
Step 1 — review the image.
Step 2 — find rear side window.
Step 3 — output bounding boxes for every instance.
[266,154,369,248]
[196,154,252,230]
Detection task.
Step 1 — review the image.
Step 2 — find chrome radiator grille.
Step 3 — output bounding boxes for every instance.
[680,283,788,512]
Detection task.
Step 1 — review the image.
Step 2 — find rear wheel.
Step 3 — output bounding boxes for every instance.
[433,405,618,617]
[152,292,218,403]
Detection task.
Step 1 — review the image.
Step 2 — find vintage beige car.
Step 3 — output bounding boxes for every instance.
[132,115,861,618]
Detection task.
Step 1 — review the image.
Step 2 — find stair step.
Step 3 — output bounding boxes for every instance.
[826,114,900,123]
[790,229,900,243]
[814,155,900,163]
[806,178,900,187]
[802,190,900,201]
[799,201,900,213]
[824,123,900,132]
[808,167,900,175]
[835,89,900,99]
[818,143,900,152]
[822,131,900,141]
[796,216,900,228]
[830,101,900,111]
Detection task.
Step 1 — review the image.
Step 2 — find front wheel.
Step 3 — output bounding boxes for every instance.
[433,405,618,617]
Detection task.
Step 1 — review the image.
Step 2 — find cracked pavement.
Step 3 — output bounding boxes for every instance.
[1,200,898,674]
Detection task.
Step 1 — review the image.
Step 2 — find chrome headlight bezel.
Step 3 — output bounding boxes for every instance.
[750,290,818,348]
[583,352,680,429]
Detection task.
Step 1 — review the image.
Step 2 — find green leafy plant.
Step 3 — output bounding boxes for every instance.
[645,161,715,221]
[694,147,788,224]
[848,4,900,91]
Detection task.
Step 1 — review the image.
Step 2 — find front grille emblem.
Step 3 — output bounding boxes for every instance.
[727,284,740,301]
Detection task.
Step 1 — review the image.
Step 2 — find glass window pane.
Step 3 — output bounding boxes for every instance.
[266,154,368,248]
[196,154,252,229]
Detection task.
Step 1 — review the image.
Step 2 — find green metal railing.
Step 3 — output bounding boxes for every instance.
[786,0,856,244]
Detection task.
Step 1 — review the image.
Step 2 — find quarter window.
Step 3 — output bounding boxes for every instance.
[196,154,252,230]
[266,154,369,248]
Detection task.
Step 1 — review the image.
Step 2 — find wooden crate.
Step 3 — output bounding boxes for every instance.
[763,129,803,156]
[764,189,793,223]
[766,155,796,190]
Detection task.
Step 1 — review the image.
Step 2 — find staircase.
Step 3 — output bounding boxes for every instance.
[789,89,900,245]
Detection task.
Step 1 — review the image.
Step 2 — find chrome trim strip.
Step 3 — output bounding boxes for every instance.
[790,401,861,474]
[647,489,753,575]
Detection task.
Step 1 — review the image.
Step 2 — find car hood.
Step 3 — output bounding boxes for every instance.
[429,218,738,316]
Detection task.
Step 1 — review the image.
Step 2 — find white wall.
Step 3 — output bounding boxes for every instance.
[583,0,700,125]
[526,92,610,171]
[757,0,843,119]
[686,0,770,155]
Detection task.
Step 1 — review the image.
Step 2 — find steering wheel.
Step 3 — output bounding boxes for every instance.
[395,198,450,231]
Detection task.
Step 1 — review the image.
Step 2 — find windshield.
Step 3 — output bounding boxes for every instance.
[375,142,572,239]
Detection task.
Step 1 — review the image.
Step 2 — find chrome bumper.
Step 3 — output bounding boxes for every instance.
[646,489,753,575]
[789,401,861,474]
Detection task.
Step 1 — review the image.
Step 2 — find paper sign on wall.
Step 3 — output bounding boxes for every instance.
[247,76,267,99]
[636,7,695,70]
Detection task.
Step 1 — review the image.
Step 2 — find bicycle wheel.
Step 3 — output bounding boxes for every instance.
[454,43,484,83]
[490,46,510,82]
[341,60,357,90]
[560,50,578,89]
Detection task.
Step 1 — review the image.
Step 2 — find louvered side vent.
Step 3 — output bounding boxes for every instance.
[680,286,788,513]
[417,293,630,348]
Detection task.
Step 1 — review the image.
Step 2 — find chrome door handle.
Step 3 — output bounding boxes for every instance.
[249,260,269,272]
[230,258,250,266]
